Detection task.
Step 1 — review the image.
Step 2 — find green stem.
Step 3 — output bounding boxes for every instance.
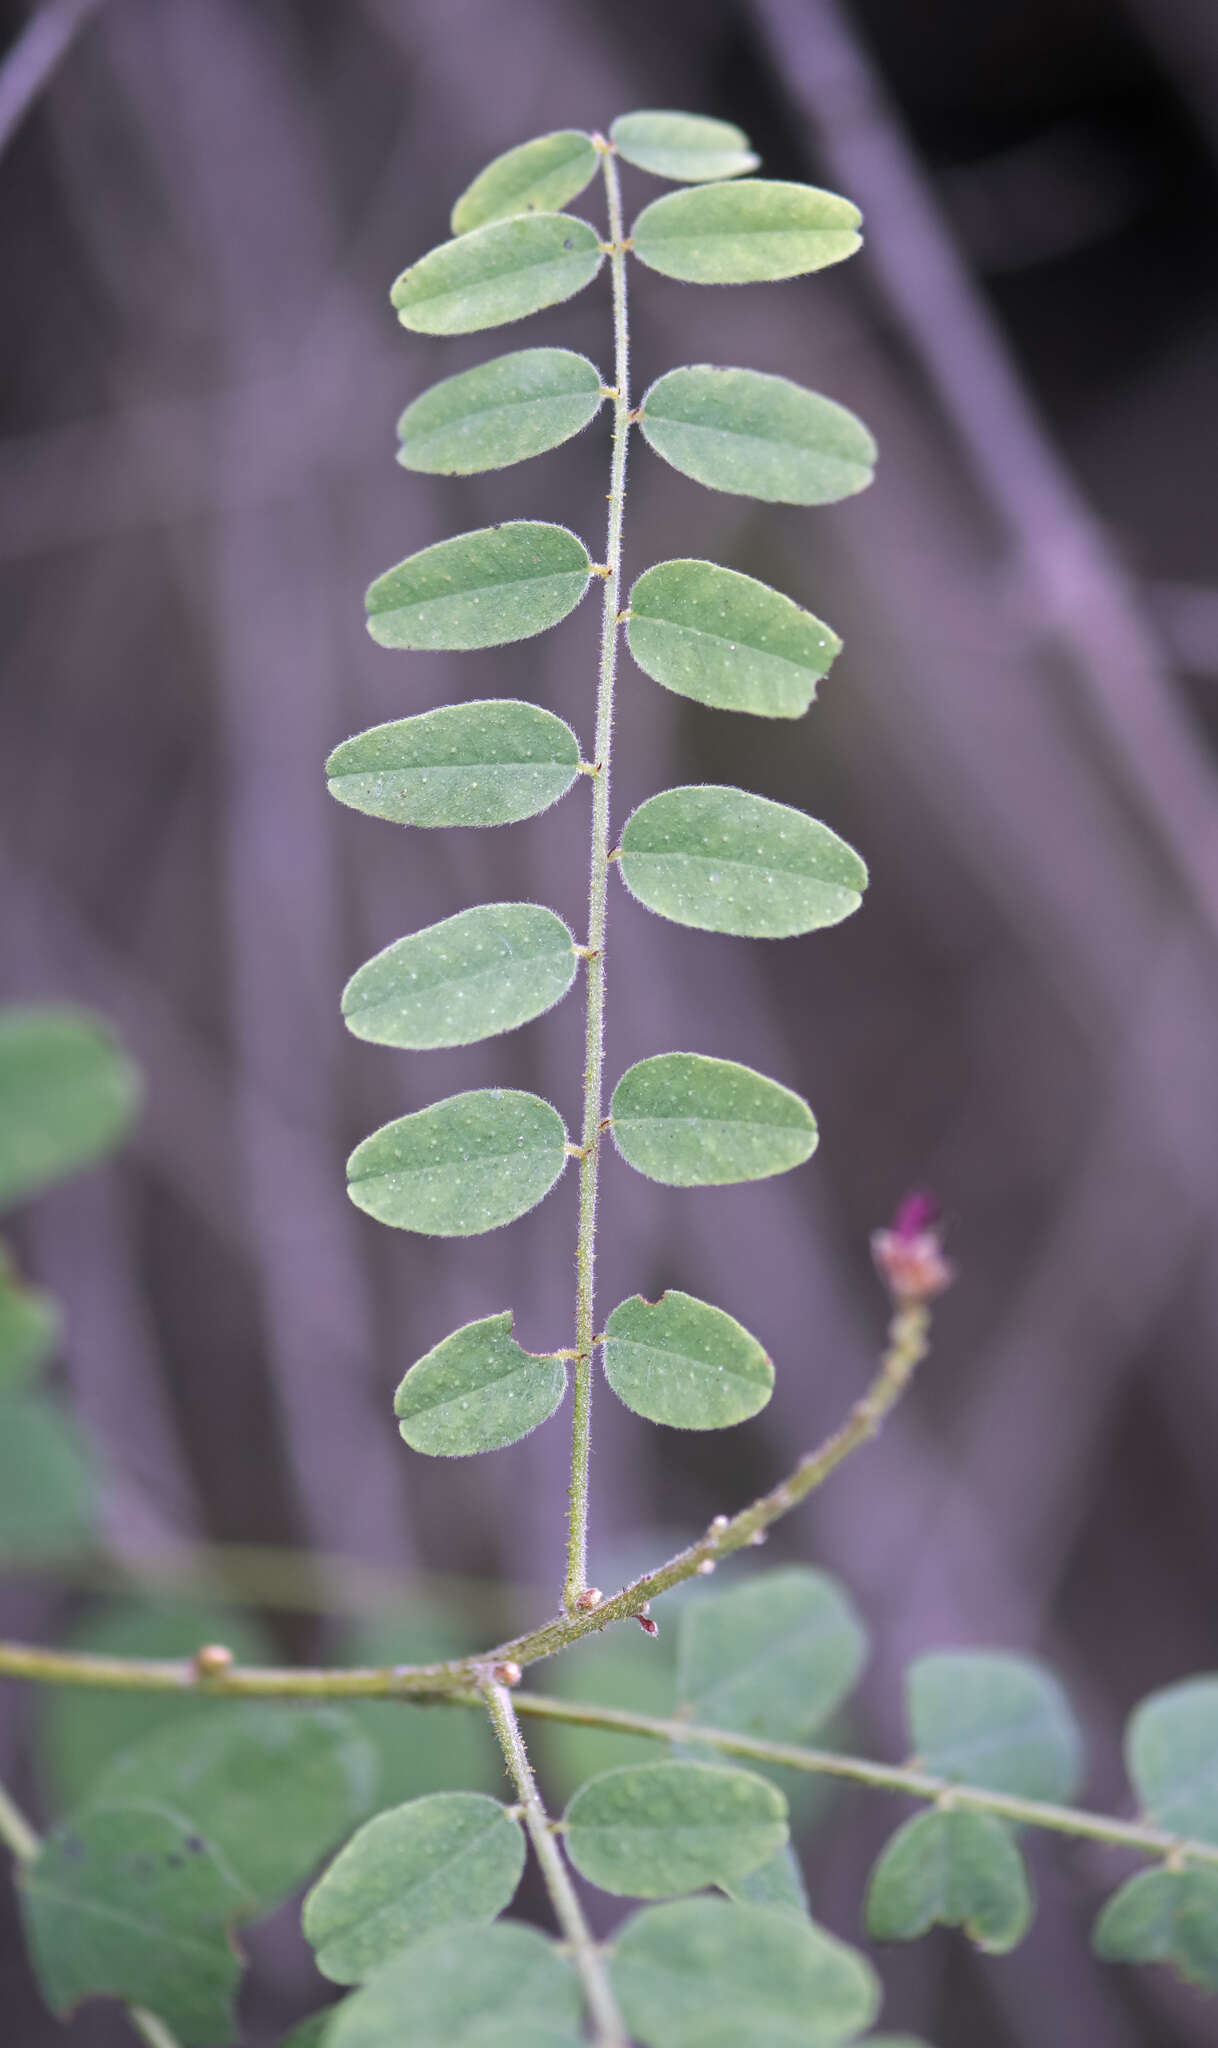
[482,1680,626,2047]
[566,136,632,1616]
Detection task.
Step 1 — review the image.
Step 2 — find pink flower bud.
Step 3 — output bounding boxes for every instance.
[871,1189,955,1304]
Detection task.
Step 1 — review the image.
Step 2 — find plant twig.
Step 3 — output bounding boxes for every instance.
[0,0,102,161]
[482,1680,626,2047]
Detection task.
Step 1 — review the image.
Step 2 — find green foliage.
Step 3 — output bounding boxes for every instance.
[326,701,580,829]
[610,1052,817,1186]
[327,1923,581,2047]
[0,1250,60,1391]
[394,1311,566,1455]
[640,366,877,505]
[721,1840,810,1915]
[865,1808,1033,1953]
[342,904,578,1051]
[337,1608,502,1811]
[396,349,605,474]
[563,1759,787,1897]
[907,1651,1084,1803]
[0,1005,139,1211]
[626,559,841,718]
[1093,1864,1218,1994]
[602,1289,773,1429]
[0,1395,96,1560]
[611,110,757,183]
[630,180,861,284]
[450,132,600,235]
[619,785,867,938]
[676,1567,868,1743]
[1125,1675,1218,1842]
[347,1089,567,1235]
[366,523,591,652]
[392,215,604,335]
[303,1792,525,1984]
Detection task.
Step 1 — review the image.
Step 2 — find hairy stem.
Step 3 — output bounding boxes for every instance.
[566,136,632,1615]
[482,1680,626,2046]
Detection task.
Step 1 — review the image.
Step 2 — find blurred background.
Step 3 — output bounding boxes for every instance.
[2,0,1217,2041]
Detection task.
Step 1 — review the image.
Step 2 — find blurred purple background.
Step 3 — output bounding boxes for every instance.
[2,1,1218,2042]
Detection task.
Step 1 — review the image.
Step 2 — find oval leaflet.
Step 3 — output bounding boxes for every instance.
[395,1311,566,1456]
[366,522,592,653]
[640,365,876,506]
[610,1053,817,1187]
[326,700,580,830]
[342,904,578,1052]
[347,1089,567,1236]
[396,349,605,476]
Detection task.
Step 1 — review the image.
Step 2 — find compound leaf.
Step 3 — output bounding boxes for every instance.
[367,523,591,652]
[627,559,840,718]
[908,1652,1084,1804]
[88,1706,378,1916]
[0,1006,140,1212]
[395,1311,566,1456]
[602,1289,773,1430]
[328,1922,581,2048]
[631,179,861,284]
[347,1089,567,1236]
[619,785,867,938]
[610,111,758,183]
[1093,1865,1218,1995]
[611,1054,816,1187]
[396,349,605,474]
[18,1803,246,2046]
[303,1792,525,1985]
[0,1392,96,1560]
[0,1252,60,1390]
[342,904,578,1052]
[451,131,599,234]
[640,366,876,506]
[565,1760,787,1899]
[677,1567,868,1743]
[1126,1676,1218,1844]
[611,1897,879,2048]
[392,215,604,335]
[865,1809,1032,1954]
[326,701,580,830]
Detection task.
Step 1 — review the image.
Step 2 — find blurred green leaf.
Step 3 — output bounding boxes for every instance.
[343,904,577,1052]
[0,1006,139,1212]
[565,1759,787,1898]
[303,1792,525,1984]
[619,784,867,938]
[1093,1865,1218,1994]
[626,559,840,718]
[0,1393,96,1560]
[278,2014,341,2048]
[611,111,757,183]
[631,179,860,284]
[908,1652,1084,1803]
[329,1922,581,2048]
[602,1289,773,1430]
[451,132,599,234]
[395,1311,565,1456]
[397,349,605,473]
[18,1803,245,2045]
[339,1609,501,1812]
[720,1840,809,1916]
[0,1250,61,1390]
[347,1089,567,1236]
[366,523,591,652]
[640,366,876,506]
[326,701,580,830]
[677,1567,868,1744]
[610,1053,817,1187]
[611,1897,879,2047]
[1126,1676,1218,1844]
[392,216,604,335]
[865,1809,1032,1953]
[536,1619,679,1799]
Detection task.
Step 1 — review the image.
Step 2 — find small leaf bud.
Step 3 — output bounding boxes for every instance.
[696,1558,716,1575]
[575,1587,604,1611]
[192,1643,234,1679]
[708,1514,729,1534]
[491,1660,522,1687]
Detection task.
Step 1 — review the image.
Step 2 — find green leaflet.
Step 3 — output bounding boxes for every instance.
[0,1251,60,1390]
[303,1792,525,1984]
[611,1897,880,2048]
[342,904,578,1051]
[395,1311,566,1456]
[392,215,604,335]
[326,700,581,830]
[347,1089,567,1236]
[1093,1864,1218,1995]
[640,365,876,505]
[677,1567,868,1744]
[366,522,591,652]
[865,1809,1033,1954]
[278,2015,340,2048]
[338,1609,502,1813]
[601,1289,773,1430]
[627,559,840,718]
[0,1392,96,1560]
[618,785,867,938]
[564,1760,787,1898]
[720,1840,810,1916]
[1126,1675,1218,1844]
[87,1705,379,1916]
[611,1053,817,1187]
[396,349,605,475]
[631,179,861,284]
[907,1651,1084,1804]
[0,1005,140,1212]
[451,131,599,234]
[328,1922,581,2048]
[610,111,758,184]
[18,1803,246,2047]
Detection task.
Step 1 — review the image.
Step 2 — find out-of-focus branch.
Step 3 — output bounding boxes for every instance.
[0,0,101,160]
